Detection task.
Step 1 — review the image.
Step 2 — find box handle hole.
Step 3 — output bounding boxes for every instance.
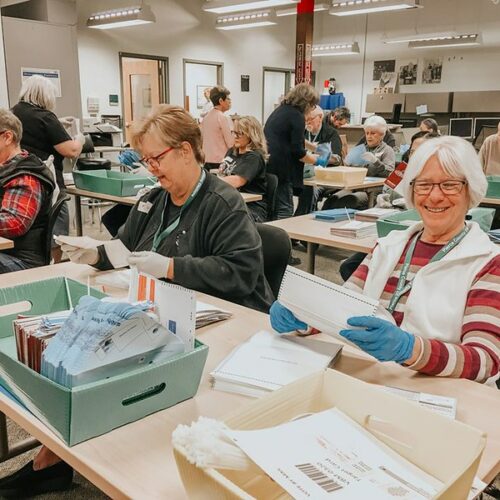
[0,300,33,318]
[122,382,166,406]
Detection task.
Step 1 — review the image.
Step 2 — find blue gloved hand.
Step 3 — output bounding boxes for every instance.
[269,301,308,334]
[339,316,415,364]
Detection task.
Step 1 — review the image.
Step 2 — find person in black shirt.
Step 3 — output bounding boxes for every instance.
[219,115,267,222]
[12,75,84,239]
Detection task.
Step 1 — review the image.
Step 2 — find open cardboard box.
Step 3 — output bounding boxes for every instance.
[174,369,485,500]
[314,166,367,186]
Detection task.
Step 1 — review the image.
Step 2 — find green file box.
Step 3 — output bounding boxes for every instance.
[486,176,500,198]
[73,169,153,197]
[0,277,208,446]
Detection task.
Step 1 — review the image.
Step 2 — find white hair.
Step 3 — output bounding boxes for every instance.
[307,105,324,119]
[18,75,57,111]
[363,115,387,134]
[400,135,488,209]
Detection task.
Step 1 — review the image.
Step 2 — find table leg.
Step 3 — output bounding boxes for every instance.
[0,411,39,463]
[367,189,376,208]
[306,243,318,274]
[74,195,83,236]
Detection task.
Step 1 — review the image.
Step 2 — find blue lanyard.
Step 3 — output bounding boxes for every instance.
[386,225,470,313]
[151,169,206,252]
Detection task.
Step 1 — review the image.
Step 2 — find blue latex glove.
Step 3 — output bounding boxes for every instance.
[269,301,308,334]
[339,316,415,364]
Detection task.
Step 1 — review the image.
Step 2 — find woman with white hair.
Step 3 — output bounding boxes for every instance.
[346,115,395,177]
[270,136,499,384]
[12,75,84,237]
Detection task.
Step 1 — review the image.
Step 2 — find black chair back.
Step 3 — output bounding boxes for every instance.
[264,172,278,221]
[256,223,291,299]
[44,194,70,265]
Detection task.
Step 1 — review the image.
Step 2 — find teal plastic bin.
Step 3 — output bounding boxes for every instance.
[73,169,153,197]
[486,176,500,198]
[0,277,208,446]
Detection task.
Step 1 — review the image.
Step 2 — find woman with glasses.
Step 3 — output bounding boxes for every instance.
[270,136,499,384]
[218,115,268,222]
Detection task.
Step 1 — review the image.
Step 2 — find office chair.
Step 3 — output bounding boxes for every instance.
[44,193,71,265]
[255,223,291,299]
[264,173,279,221]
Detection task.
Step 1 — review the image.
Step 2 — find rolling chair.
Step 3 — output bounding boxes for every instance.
[44,193,71,265]
[256,223,291,299]
[264,172,279,221]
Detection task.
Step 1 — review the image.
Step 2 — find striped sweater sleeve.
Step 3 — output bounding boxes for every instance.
[408,255,500,383]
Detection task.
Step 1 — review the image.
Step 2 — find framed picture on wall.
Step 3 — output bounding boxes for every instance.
[422,57,443,84]
[196,85,212,109]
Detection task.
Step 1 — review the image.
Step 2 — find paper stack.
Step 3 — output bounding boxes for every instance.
[329,220,377,238]
[313,208,357,222]
[196,301,232,329]
[210,330,342,398]
[354,207,401,222]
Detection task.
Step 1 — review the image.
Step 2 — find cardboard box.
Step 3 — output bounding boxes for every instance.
[314,166,367,186]
[73,169,153,196]
[174,369,485,500]
[0,277,208,446]
[486,176,500,198]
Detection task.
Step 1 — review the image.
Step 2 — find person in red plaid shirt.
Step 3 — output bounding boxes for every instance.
[0,109,55,273]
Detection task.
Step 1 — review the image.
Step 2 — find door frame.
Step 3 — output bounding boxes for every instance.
[182,58,224,112]
[118,51,170,122]
[262,66,294,122]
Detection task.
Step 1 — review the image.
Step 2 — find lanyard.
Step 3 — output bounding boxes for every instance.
[306,128,320,144]
[151,169,206,252]
[386,225,470,313]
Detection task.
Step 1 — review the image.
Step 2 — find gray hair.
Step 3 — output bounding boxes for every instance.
[363,115,388,134]
[0,108,22,144]
[400,135,487,209]
[18,75,57,111]
[307,105,323,119]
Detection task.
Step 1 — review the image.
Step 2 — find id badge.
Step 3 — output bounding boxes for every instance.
[138,201,153,213]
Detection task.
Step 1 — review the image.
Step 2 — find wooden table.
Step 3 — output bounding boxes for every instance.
[304,177,385,207]
[0,238,13,251]
[66,186,261,236]
[0,263,499,498]
[267,214,376,274]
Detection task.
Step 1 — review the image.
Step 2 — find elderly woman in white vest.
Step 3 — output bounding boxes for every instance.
[270,136,499,384]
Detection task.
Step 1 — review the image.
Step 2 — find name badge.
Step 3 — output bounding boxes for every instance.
[138,201,153,213]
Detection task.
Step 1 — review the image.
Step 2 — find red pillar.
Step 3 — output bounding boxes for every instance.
[295,0,314,85]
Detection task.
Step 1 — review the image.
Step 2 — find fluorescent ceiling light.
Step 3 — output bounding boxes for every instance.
[276,3,329,16]
[383,31,458,44]
[409,33,481,49]
[87,4,155,29]
[215,9,277,29]
[312,42,360,56]
[203,0,298,14]
[330,0,421,17]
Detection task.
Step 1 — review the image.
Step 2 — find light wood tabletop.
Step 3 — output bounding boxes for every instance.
[481,196,500,206]
[267,214,376,274]
[0,237,13,251]
[0,263,499,498]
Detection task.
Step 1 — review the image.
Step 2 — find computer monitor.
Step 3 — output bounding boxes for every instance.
[474,117,500,140]
[449,118,473,139]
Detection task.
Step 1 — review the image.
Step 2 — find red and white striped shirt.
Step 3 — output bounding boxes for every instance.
[345,240,500,383]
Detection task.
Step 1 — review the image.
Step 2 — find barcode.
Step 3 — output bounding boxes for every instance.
[295,463,343,493]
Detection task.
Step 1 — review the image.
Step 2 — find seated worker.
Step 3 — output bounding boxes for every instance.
[419,118,440,135]
[0,108,55,273]
[0,105,275,498]
[346,115,395,178]
[355,116,396,149]
[270,136,499,385]
[218,115,268,222]
[326,106,350,159]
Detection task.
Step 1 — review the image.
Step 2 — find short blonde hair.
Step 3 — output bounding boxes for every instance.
[18,75,57,111]
[131,105,204,165]
[400,135,487,209]
[283,83,319,114]
[363,115,388,134]
[234,115,267,155]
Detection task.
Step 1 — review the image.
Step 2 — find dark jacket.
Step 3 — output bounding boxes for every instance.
[97,173,274,313]
[264,104,307,188]
[0,153,55,267]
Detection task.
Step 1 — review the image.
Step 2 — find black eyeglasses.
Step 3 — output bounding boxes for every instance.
[411,180,467,195]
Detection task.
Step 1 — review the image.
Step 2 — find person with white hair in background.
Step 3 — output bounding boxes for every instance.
[270,136,499,385]
[11,75,85,242]
[347,115,395,178]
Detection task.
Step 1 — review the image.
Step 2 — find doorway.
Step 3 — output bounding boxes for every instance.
[119,52,169,144]
[262,67,295,123]
[183,59,223,119]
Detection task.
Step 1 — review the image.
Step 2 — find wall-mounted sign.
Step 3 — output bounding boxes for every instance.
[21,67,61,97]
[109,94,119,106]
[241,75,250,92]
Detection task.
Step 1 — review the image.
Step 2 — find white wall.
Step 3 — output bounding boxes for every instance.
[77,0,296,120]
[314,0,500,120]
[0,14,9,107]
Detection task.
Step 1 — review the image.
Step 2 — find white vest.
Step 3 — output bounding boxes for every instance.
[363,222,499,345]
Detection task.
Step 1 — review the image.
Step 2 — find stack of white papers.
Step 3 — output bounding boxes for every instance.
[330,220,377,239]
[196,301,232,329]
[225,408,443,499]
[210,331,341,398]
[354,207,401,222]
